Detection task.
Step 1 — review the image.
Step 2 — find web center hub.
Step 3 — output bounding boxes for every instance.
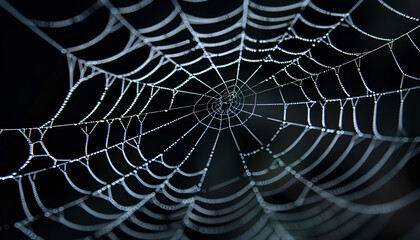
[221,102,230,111]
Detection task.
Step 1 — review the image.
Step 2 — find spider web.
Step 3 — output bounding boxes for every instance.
[1,0,420,239]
